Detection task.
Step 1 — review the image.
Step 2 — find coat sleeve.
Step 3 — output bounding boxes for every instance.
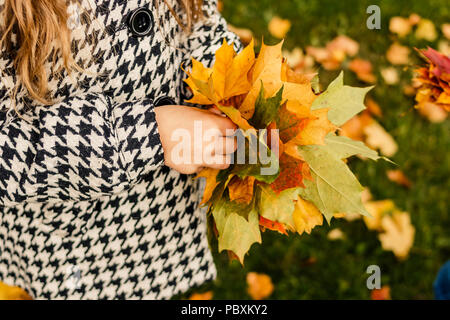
[0,92,165,206]
[179,0,243,100]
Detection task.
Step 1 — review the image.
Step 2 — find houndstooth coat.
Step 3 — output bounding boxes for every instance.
[0,0,240,299]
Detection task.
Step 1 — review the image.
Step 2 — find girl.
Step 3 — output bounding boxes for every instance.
[0,0,240,299]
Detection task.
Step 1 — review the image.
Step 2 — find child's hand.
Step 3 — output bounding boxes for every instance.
[154,105,237,174]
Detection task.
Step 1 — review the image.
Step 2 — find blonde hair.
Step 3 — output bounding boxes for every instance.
[0,0,204,105]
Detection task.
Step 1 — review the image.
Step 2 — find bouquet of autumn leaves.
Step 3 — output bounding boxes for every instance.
[184,39,386,264]
[414,47,450,113]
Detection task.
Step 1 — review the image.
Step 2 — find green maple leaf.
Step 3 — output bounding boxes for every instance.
[212,198,261,264]
[249,83,284,129]
[311,71,373,126]
[297,143,370,223]
[257,184,299,229]
[324,134,385,161]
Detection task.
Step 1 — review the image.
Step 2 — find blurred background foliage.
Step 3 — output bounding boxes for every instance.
[178,0,450,299]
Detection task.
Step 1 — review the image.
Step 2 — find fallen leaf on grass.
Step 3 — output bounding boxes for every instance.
[339,111,374,141]
[379,211,415,260]
[328,35,359,57]
[438,40,450,56]
[349,58,376,83]
[363,200,395,231]
[409,13,421,26]
[386,169,412,188]
[443,24,450,40]
[282,48,315,74]
[371,286,391,300]
[403,84,416,96]
[381,67,400,85]
[389,17,412,37]
[189,291,214,300]
[342,211,363,222]
[228,24,253,45]
[361,188,373,203]
[327,228,345,240]
[417,102,448,123]
[306,35,359,70]
[268,16,291,39]
[217,0,223,12]
[415,19,438,41]
[364,121,398,157]
[386,43,410,65]
[246,272,274,300]
[365,98,383,117]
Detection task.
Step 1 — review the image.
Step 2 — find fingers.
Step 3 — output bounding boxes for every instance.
[215,136,237,155]
[213,115,237,137]
[208,106,224,116]
[206,154,232,170]
[202,137,235,169]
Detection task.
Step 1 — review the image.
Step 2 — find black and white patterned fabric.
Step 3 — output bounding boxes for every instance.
[0,0,241,299]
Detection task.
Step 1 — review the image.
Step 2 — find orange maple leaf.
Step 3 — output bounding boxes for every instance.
[246,272,274,300]
[284,108,336,147]
[228,176,255,205]
[259,215,288,235]
[270,153,307,193]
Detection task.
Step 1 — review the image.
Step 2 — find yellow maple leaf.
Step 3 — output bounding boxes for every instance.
[223,39,255,98]
[246,272,274,300]
[184,58,214,105]
[378,211,415,260]
[185,39,255,105]
[389,16,412,37]
[293,196,323,235]
[213,40,236,100]
[281,61,317,85]
[283,81,316,118]
[363,121,398,157]
[363,199,396,231]
[216,104,255,130]
[196,168,220,205]
[268,16,291,39]
[386,42,410,65]
[415,19,437,41]
[240,41,284,119]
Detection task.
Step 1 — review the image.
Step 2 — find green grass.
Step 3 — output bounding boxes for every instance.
[177,0,450,299]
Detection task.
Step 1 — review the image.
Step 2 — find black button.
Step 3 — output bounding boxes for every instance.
[127,8,153,37]
[154,96,176,107]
